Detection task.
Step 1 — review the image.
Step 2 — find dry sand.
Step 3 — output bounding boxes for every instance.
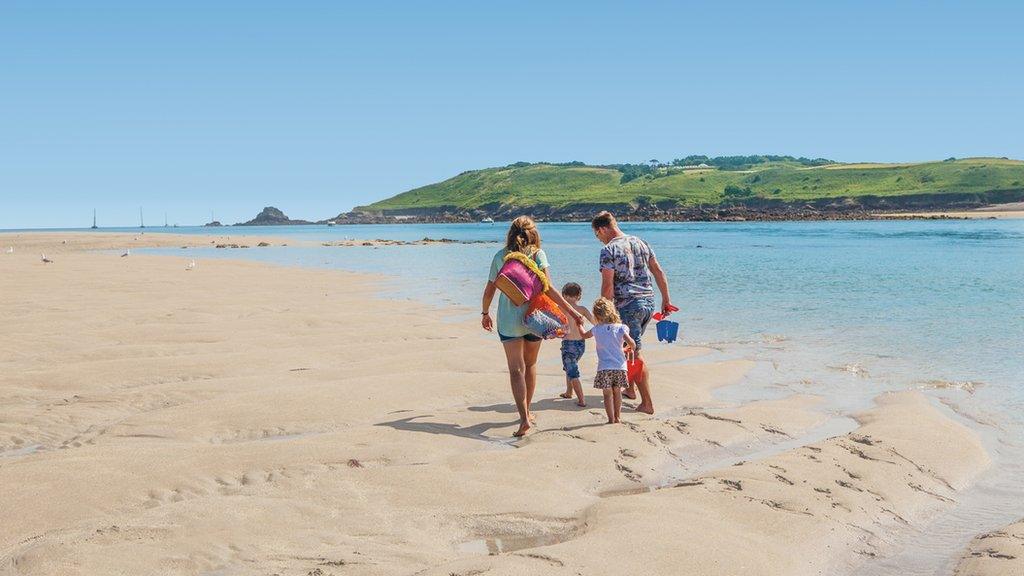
[0,233,1000,575]
[875,202,1024,220]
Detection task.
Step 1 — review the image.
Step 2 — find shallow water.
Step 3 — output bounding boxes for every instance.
[120,219,1022,570]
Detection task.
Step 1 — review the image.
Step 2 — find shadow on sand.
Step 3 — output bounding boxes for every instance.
[375,415,517,442]
[468,397,598,415]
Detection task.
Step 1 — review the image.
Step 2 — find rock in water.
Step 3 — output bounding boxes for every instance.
[236,207,312,226]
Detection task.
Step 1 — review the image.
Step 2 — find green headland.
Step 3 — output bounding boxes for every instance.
[353,156,1024,221]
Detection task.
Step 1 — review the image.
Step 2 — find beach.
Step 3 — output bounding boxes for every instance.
[0,232,1016,575]
[876,202,1024,220]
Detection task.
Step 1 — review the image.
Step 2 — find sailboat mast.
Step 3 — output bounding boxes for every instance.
[140,207,145,228]
[91,209,97,229]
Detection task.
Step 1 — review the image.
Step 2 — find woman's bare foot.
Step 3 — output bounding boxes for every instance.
[514,422,532,437]
[576,400,586,407]
[559,392,573,399]
[635,403,654,415]
[528,412,537,424]
[623,387,637,400]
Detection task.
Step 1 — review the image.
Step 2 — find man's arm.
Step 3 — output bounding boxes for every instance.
[601,268,615,301]
[648,255,674,315]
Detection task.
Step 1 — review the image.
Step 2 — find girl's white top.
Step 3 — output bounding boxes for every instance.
[592,323,628,371]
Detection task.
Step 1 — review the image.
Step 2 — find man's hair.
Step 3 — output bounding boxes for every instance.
[561,282,582,298]
[591,211,616,229]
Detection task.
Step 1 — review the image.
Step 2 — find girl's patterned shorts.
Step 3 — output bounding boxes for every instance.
[593,369,628,389]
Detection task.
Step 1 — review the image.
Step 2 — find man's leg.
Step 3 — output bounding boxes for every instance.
[620,300,655,414]
[634,355,654,414]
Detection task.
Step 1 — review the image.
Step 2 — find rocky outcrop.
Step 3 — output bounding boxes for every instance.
[236,207,312,226]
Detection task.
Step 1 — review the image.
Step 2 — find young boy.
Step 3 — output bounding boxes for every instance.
[558,282,595,407]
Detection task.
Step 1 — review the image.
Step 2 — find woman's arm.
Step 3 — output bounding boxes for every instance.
[481,280,496,331]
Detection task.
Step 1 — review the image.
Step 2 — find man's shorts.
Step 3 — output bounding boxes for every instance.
[617,298,655,351]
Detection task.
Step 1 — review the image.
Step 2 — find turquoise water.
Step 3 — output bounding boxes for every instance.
[131,220,1022,415]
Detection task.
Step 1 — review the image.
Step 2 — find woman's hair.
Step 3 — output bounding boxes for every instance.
[505,216,541,254]
[592,297,621,324]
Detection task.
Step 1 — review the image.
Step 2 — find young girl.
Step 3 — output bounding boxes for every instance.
[590,297,636,424]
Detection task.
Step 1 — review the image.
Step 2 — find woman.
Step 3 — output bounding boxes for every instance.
[481,216,584,437]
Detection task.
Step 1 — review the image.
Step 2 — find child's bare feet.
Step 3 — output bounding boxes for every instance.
[514,422,532,437]
[576,400,586,407]
[559,392,573,399]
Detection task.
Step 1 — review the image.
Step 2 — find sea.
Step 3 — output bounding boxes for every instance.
[17,218,1024,574]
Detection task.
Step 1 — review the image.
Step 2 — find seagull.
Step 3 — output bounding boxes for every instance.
[121,248,130,257]
[4,246,12,254]
[41,254,53,264]
[185,259,196,271]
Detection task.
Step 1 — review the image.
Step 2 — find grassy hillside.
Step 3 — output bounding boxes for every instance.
[359,157,1024,213]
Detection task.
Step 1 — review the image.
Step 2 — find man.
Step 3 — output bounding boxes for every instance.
[591,211,673,415]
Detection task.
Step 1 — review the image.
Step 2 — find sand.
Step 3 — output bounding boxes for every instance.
[875,202,1024,220]
[954,520,1024,575]
[0,233,1001,575]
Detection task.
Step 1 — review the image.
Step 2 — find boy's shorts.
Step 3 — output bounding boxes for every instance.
[617,298,655,351]
[560,340,586,379]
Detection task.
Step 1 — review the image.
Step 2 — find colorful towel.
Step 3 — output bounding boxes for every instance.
[494,251,549,307]
[523,293,568,339]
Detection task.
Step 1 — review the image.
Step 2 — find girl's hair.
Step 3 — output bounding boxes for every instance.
[505,216,541,254]
[592,297,621,324]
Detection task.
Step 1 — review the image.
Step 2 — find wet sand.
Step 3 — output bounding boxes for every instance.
[955,520,1024,575]
[0,233,1003,575]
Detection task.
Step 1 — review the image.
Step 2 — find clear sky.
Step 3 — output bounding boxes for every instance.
[3,1,1022,228]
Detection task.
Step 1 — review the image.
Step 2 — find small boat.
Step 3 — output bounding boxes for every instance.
[327,221,336,227]
[481,217,494,224]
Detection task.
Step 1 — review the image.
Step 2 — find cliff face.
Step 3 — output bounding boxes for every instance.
[236,207,312,226]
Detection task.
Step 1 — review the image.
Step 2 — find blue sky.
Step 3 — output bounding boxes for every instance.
[3,1,1022,228]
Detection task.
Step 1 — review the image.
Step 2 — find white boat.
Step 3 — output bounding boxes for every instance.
[481,217,494,224]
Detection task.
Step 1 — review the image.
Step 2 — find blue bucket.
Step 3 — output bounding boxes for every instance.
[656,319,680,343]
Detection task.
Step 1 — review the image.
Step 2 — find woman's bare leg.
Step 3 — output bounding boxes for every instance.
[523,338,542,422]
[502,339,531,436]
